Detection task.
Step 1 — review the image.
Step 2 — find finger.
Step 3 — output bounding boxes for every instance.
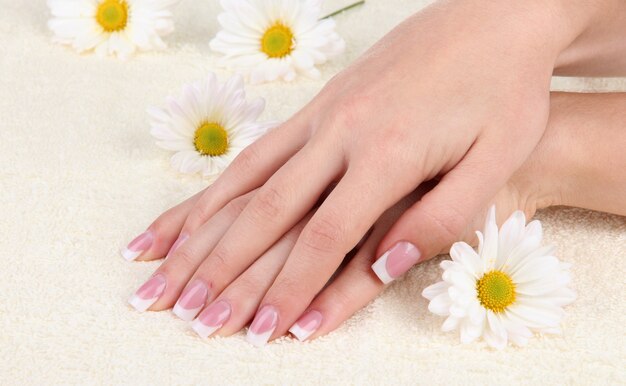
[127,192,253,314]
[191,214,310,338]
[288,227,383,341]
[120,189,203,262]
[179,116,310,234]
[186,140,343,306]
[247,164,414,346]
[288,188,425,341]
[372,140,513,284]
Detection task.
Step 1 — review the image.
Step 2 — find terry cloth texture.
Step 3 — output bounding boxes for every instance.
[0,0,625,385]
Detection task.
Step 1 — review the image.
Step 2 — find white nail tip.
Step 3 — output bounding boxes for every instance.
[191,319,221,339]
[371,251,394,284]
[128,295,158,312]
[246,328,274,347]
[121,247,142,261]
[173,303,202,322]
[289,324,313,342]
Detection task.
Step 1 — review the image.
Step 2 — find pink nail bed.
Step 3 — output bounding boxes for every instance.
[121,230,153,261]
[165,233,188,260]
[246,305,278,347]
[128,274,166,312]
[191,300,231,339]
[371,241,421,284]
[289,310,323,341]
[173,280,209,321]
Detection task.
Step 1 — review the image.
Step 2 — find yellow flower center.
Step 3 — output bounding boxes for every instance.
[476,270,516,313]
[260,23,294,58]
[96,0,128,32]
[194,122,229,156]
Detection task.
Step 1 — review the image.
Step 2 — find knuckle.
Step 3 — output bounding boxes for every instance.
[300,213,344,255]
[208,244,232,273]
[150,212,176,237]
[326,284,354,311]
[269,276,303,303]
[170,245,198,270]
[229,144,261,178]
[249,186,286,222]
[188,199,215,227]
[230,274,261,297]
[326,92,370,130]
[223,196,248,219]
[420,203,467,244]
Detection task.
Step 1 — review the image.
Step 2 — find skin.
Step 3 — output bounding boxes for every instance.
[127,0,626,342]
[135,92,626,340]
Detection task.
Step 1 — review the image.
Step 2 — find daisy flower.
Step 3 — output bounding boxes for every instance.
[422,207,576,349]
[149,73,275,178]
[47,0,179,59]
[210,0,346,83]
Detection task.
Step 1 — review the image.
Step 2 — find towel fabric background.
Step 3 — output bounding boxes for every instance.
[1,1,624,384]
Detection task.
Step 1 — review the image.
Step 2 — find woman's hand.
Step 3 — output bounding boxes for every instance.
[126,90,626,342]
[124,0,617,346]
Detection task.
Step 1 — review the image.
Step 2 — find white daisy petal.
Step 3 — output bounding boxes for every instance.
[496,210,526,268]
[507,299,565,330]
[480,206,499,270]
[483,311,508,350]
[48,0,179,59]
[459,319,483,344]
[441,316,460,332]
[422,206,575,348]
[210,0,345,83]
[421,281,449,301]
[524,220,543,240]
[450,241,481,278]
[428,293,453,316]
[510,255,559,284]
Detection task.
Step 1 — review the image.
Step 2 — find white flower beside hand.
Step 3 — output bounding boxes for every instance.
[149,73,276,178]
[47,0,179,59]
[422,207,576,349]
[210,0,346,84]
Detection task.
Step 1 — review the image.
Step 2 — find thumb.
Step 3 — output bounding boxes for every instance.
[371,147,511,284]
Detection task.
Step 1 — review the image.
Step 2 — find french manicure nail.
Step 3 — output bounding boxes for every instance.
[173,280,209,321]
[371,241,421,284]
[121,231,154,261]
[128,274,167,312]
[191,300,231,339]
[246,305,278,347]
[165,233,188,260]
[289,310,323,342]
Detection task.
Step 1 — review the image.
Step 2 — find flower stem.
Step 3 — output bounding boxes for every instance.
[320,0,365,20]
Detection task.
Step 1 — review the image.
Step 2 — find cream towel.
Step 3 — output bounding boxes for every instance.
[0,0,624,385]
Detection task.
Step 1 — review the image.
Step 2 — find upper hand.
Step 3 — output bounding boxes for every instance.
[127,1,563,345]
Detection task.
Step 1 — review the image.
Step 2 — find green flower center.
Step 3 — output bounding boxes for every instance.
[96,0,128,32]
[476,270,516,313]
[261,23,294,58]
[194,122,229,157]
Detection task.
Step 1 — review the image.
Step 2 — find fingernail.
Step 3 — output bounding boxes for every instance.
[246,305,278,347]
[289,310,322,342]
[165,233,188,260]
[121,231,154,261]
[371,241,421,284]
[128,274,167,312]
[173,280,209,321]
[191,300,231,339]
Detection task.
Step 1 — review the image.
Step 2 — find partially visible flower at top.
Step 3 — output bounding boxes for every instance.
[149,73,276,178]
[210,0,346,84]
[47,0,180,59]
[422,207,576,350]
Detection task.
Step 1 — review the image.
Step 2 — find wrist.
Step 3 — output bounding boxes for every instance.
[449,0,612,65]
[523,92,626,216]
